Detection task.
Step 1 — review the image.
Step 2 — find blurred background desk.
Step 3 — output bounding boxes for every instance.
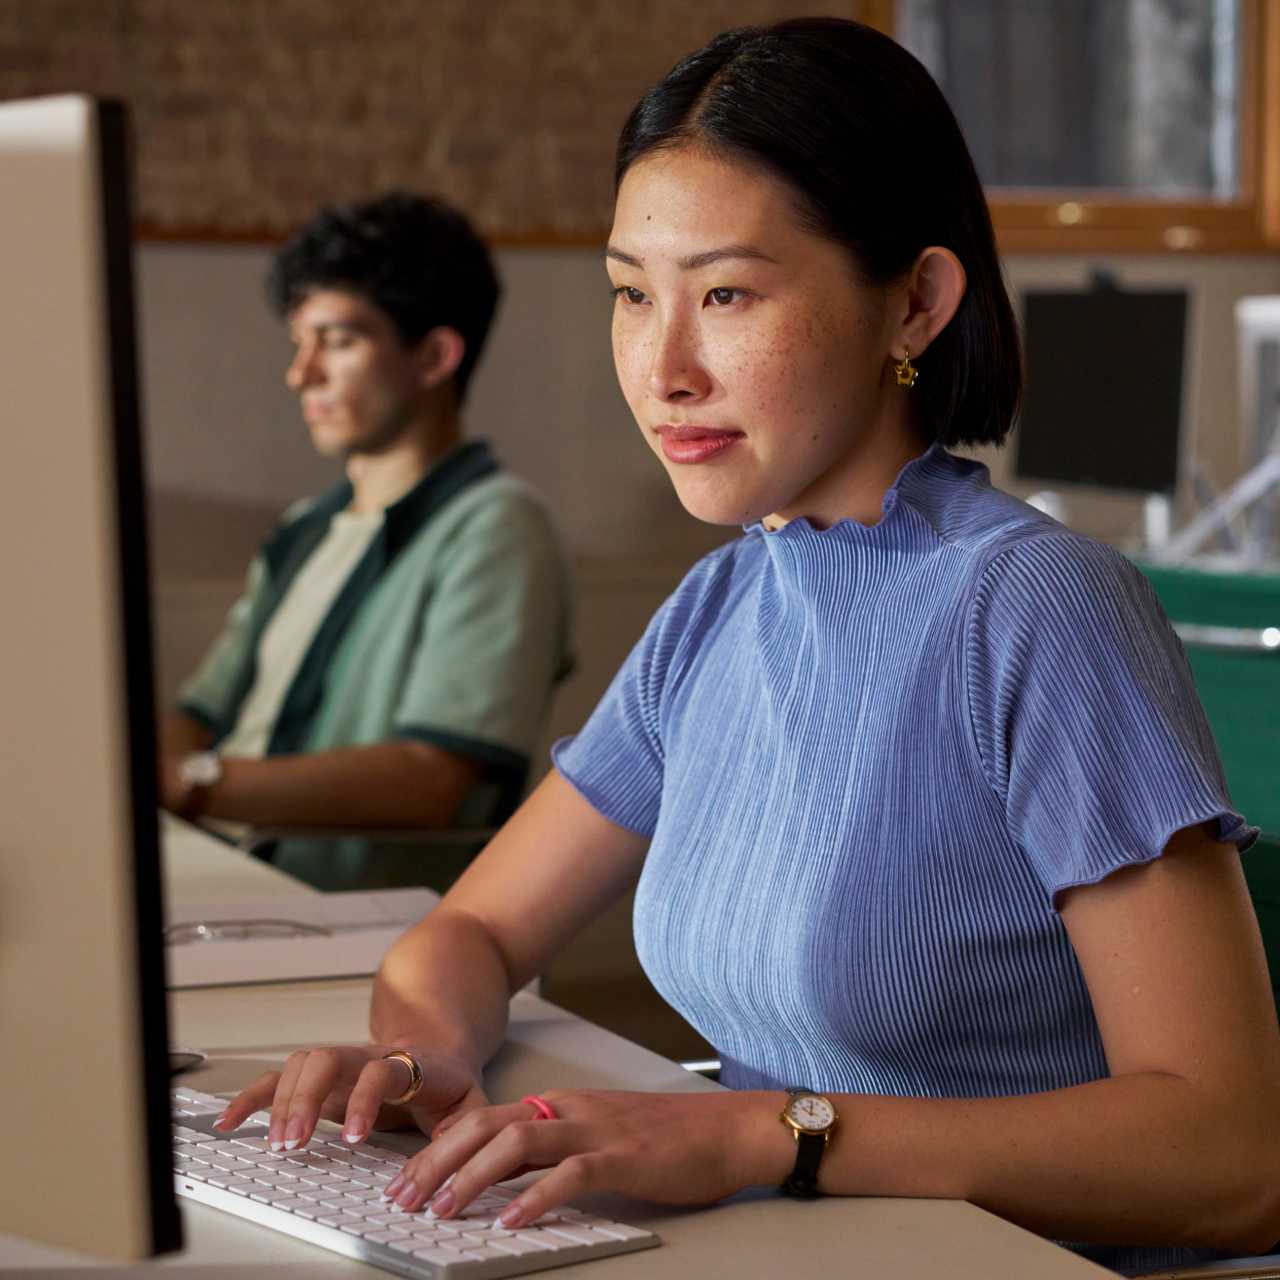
[1,818,1109,1277]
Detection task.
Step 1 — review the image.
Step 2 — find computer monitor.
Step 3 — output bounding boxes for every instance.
[0,95,180,1258]
[1014,280,1188,496]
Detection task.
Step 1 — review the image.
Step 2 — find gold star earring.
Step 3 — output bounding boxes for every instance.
[894,347,919,389]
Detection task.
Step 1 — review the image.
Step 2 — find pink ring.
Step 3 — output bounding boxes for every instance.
[521,1094,557,1121]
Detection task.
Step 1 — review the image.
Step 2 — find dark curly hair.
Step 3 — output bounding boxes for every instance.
[266,191,501,403]
[616,18,1021,448]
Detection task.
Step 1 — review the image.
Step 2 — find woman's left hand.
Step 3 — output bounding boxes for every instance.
[381,1089,787,1229]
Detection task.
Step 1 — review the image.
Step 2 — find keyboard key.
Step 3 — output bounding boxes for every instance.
[295,1187,347,1203]
[486,1235,558,1256]
[513,1232,560,1251]
[249,1188,297,1205]
[272,1198,313,1213]
[588,1221,654,1241]
[365,1228,412,1243]
[545,1225,607,1246]
[316,1213,362,1229]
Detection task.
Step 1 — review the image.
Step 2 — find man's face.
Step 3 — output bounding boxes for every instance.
[285,290,424,458]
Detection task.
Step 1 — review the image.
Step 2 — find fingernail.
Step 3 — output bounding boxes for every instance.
[395,1180,419,1209]
[383,1174,404,1200]
[269,1138,284,1152]
[282,1117,303,1150]
[430,1188,455,1217]
[499,1204,526,1229]
[343,1122,366,1144]
[214,1111,231,1129]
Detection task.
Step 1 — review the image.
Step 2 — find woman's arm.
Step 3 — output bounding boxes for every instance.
[370,768,652,1068]
[390,824,1280,1254]
[216,769,650,1146]
[795,823,1280,1251]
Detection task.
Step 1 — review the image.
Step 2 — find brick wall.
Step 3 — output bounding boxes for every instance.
[1,0,860,238]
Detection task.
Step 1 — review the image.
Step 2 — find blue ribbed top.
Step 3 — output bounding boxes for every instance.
[553,445,1253,1271]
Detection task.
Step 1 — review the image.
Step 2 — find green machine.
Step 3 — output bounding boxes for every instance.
[1135,559,1280,838]
[1136,560,1280,1005]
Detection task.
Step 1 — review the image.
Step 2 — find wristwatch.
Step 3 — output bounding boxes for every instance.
[779,1087,839,1197]
[176,750,223,820]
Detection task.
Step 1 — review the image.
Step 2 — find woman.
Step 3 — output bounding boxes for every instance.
[219,19,1280,1273]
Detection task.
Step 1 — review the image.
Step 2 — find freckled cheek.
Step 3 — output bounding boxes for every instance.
[612,330,652,414]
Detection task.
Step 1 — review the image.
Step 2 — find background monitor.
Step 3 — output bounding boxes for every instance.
[1014,280,1188,496]
[0,95,180,1258]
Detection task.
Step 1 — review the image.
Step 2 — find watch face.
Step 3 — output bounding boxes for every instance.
[180,752,222,787]
[787,1093,836,1132]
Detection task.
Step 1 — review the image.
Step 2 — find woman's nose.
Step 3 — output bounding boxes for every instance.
[647,317,711,402]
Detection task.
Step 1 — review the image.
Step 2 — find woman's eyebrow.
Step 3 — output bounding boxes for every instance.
[606,244,780,270]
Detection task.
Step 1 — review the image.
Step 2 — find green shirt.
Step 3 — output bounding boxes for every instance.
[179,441,572,891]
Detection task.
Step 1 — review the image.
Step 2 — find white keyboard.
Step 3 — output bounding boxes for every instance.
[172,1086,659,1278]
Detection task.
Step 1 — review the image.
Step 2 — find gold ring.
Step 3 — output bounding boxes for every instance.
[382,1050,424,1105]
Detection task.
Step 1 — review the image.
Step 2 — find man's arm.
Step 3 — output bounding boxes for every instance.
[159,710,214,760]
[162,739,484,829]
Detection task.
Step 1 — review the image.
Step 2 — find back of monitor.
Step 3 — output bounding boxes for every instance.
[0,95,179,1258]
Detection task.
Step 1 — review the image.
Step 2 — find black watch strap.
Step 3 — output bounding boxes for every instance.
[783,1130,827,1197]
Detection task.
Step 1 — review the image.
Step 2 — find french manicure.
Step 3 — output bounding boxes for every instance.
[430,1188,455,1217]
[383,1174,405,1200]
[395,1180,419,1209]
[499,1204,526,1230]
[343,1123,367,1144]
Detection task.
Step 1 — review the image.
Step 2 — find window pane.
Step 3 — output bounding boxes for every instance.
[896,0,1241,199]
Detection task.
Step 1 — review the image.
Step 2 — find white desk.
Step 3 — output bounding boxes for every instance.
[3,819,1110,1278]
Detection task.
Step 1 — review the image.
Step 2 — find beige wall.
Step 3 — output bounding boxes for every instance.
[142,243,1280,749]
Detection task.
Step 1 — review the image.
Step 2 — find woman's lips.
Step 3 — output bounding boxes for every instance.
[656,425,744,465]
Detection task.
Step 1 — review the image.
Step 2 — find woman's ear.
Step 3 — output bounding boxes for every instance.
[893,246,967,361]
[413,325,467,392]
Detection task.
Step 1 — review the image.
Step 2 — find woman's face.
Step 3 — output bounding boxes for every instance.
[608,146,912,529]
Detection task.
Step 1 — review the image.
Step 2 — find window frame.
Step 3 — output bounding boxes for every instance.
[865,0,1280,254]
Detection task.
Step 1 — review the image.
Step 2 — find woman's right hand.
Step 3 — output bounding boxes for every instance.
[213,1044,488,1151]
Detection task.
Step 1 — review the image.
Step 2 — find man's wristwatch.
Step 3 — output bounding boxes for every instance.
[176,750,223,821]
[779,1087,839,1197]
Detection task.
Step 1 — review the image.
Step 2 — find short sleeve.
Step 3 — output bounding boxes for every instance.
[552,589,687,838]
[176,556,267,738]
[392,488,570,769]
[965,533,1256,900]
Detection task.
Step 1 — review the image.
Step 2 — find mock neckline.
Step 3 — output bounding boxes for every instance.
[743,441,953,543]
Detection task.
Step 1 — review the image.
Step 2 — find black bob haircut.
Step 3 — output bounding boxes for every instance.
[266,191,501,404]
[616,18,1021,448]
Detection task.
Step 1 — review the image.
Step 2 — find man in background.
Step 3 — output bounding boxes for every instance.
[160,192,571,891]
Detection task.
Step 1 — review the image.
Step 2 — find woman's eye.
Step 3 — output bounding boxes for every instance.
[612,285,648,306]
[706,287,744,306]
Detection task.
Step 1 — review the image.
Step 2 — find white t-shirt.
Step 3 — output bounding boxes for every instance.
[219,509,384,758]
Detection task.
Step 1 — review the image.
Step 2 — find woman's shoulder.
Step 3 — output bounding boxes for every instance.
[972,521,1150,605]
[630,535,766,664]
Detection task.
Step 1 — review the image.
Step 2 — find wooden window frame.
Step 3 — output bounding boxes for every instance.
[866,0,1280,254]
